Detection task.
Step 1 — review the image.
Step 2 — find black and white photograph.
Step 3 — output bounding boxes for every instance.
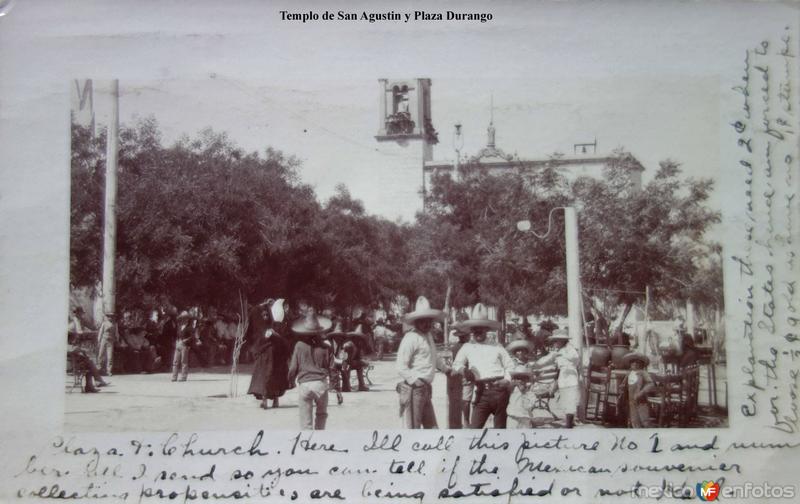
[6,2,800,502]
[66,76,728,432]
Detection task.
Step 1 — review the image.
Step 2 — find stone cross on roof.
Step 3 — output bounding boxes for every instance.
[471,94,515,162]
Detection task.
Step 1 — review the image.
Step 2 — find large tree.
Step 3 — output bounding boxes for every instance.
[70,120,106,288]
[70,119,411,315]
[414,153,722,328]
[413,163,571,315]
[574,156,721,330]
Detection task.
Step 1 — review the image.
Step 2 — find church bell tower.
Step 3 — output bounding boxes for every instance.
[374,78,438,210]
[375,78,437,159]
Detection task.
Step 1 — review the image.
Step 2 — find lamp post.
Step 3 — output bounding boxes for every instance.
[517,207,585,421]
[102,80,119,317]
[515,207,581,348]
[453,123,463,174]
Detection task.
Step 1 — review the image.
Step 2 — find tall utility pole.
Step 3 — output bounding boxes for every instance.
[453,123,463,173]
[102,80,119,316]
[564,206,586,421]
[564,207,582,348]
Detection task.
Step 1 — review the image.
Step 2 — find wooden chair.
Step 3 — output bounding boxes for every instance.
[583,366,612,423]
[681,365,700,421]
[67,352,88,393]
[529,366,560,423]
[348,361,375,388]
[648,373,683,427]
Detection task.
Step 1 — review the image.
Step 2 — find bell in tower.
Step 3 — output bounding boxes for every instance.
[376,78,437,144]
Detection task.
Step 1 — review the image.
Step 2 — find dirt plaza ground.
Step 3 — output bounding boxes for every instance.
[64,356,727,432]
[65,356,444,432]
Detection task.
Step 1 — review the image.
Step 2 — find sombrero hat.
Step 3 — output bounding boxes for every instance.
[291,311,332,335]
[506,339,533,354]
[455,303,501,331]
[622,352,650,367]
[271,299,287,323]
[402,296,445,324]
[326,321,347,338]
[547,328,570,342]
[347,324,368,339]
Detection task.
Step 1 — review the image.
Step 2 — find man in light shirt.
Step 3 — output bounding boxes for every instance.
[96,313,116,376]
[452,303,515,429]
[396,296,446,429]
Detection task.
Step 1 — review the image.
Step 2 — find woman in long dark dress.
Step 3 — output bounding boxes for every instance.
[247,321,290,409]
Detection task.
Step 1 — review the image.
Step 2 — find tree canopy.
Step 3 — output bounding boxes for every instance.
[70,118,410,314]
[416,152,722,326]
[71,119,723,325]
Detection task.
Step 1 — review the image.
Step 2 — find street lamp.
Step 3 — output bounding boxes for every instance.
[517,206,585,421]
[453,123,464,172]
[516,208,582,347]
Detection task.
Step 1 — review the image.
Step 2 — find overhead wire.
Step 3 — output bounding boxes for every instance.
[220,76,429,162]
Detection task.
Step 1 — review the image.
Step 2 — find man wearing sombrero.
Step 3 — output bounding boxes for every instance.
[451,303,515,429]
[324,320,347,405]
[341,324,370,392]
[288,310,333,430]
[396,296,446,429]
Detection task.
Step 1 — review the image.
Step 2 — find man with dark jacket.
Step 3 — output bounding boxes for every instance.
[171,311,194,382]
[160,308,178,371]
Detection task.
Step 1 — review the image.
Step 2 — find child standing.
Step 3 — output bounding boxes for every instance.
[621,352,655,428]
[505,339,537,428]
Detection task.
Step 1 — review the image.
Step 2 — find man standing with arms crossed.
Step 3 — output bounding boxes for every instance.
[396,296,446,429]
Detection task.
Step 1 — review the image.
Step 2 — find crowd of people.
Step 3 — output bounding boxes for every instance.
[395,297,583,430]
[67,305,242,382]
[67,295,703,430]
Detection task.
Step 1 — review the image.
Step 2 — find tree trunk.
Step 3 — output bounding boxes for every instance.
[498,305,506,345]
[443,280,452,349]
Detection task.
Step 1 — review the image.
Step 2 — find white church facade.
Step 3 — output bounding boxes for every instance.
[374,77,645,208]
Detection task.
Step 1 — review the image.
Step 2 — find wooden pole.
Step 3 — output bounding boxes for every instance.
[443,281,462,429]
[564,207,585,422]
[686,299,695,337]
[102,80,119,316]
[643,285,651,356]
[564,207,581,348]
[443,281,452,349]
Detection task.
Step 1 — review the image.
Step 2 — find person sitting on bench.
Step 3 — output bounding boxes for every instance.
[67,333,110,393]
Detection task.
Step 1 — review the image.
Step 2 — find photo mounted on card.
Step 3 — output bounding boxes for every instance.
[66,75,728,432]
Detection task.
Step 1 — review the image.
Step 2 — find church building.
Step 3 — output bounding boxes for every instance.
[374,77,645,210]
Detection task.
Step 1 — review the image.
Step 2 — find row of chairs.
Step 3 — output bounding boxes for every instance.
[647,365,700,427]
[583,364,701,427]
